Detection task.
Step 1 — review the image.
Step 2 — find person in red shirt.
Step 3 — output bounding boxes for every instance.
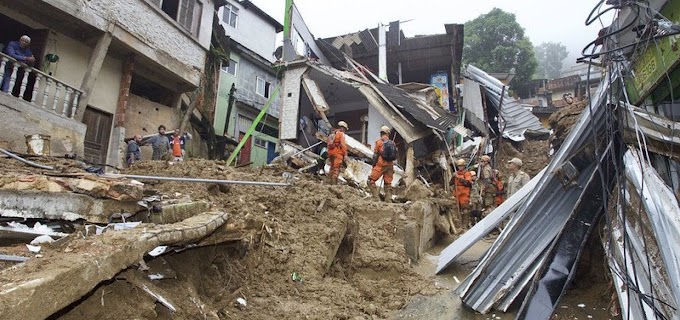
[169,129,190,161]
[326,121,348,184]
[368,126,397,202]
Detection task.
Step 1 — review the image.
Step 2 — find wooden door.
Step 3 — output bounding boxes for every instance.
[82,107,113,165]
[238,132,252,165]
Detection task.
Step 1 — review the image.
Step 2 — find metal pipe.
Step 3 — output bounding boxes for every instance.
[0,254,29,262]
[0,147,54,170]
[107,174,290,187]
[292,140,323,157]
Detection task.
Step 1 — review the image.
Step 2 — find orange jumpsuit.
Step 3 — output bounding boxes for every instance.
[495,178,505,206]
[327,130,348,181]
[368,138,394,186]
[454,169,473,207]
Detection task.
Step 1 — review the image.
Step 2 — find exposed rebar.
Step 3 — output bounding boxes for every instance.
[108,174,290,187]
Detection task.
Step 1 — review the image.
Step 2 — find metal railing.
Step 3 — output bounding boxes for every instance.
[0,52,82,119]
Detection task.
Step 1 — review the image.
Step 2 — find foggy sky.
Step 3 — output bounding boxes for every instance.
[249,0,614,71]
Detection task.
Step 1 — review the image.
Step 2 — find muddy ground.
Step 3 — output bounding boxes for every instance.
[0,123,619,320]
[9,159,442,319]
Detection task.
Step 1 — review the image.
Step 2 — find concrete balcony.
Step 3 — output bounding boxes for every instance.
[0,53,82,119]
[0,52,85,156]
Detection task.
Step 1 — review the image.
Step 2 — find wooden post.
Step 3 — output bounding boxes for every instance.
[74,28,113,121]
[405,143,415,186]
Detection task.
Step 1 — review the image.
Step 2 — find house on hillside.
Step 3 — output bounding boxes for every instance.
[213,0,282,166]
[0,0,221,168]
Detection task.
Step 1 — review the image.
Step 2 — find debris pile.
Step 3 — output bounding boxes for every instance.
[0,157,467,319]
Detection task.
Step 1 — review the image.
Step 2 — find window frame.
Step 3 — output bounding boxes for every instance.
[253,137,267,149]
[223,3,239,28]
[256,77,271,98]
[221,59,238,76]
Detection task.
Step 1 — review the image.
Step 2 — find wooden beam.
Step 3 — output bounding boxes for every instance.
[74,27,113,121]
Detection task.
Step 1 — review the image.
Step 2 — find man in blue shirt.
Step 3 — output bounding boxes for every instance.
[126,134,143,167]
[2,35,35,93]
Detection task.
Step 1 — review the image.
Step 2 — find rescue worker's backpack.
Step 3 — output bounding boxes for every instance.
[381,140,398,161]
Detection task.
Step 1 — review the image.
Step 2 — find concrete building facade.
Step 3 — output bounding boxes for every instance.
[213,0,282,166]
[0,0,220,167]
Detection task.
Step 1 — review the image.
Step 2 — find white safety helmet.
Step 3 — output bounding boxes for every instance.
[338,121,349,130]
[380,125,391,134]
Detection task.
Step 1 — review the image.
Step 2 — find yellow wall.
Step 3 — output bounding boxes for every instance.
[90,56,122,115]
[44,32,121,115]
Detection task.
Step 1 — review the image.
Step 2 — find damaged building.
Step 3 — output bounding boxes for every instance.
[0,0,222,167]
[213,0,283,166]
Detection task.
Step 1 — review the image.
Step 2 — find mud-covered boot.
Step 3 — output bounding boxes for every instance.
[461,210,470,229]
[384,186,394,203]
[368,184,380,199]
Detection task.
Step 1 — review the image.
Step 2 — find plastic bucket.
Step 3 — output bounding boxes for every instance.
[25,134,51,156]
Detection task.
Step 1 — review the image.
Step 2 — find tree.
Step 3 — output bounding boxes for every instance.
[534,42,569,79]
[463,8,537,86]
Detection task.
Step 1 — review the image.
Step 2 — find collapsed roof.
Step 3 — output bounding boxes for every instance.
[463,65,550,141]
[278,59,458,147]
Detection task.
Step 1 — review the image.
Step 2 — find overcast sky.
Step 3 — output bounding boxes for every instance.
[250,0,615,71]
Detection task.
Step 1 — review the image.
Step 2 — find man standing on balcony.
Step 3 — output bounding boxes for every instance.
[2,35,35,93]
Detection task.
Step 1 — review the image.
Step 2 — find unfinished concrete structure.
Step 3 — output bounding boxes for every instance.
[0,0,221,167]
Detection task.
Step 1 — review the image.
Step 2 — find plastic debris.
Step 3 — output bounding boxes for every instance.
[30,235,55,245]
[291,272,304,283]
[148,274,164,281]
[236,297,247,310]
[148,246,168,257]
[26,244,41,253]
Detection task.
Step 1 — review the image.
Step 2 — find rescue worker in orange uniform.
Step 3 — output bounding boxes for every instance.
[453,158,473,227]
[326,121,349,184]
[368,126,397,202]
[494,169,505,206]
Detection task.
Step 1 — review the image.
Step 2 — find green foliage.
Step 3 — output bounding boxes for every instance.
[534,42,569,79]
[463,8,537,86]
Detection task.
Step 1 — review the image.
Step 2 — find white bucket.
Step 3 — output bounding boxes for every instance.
[25,134,51,156]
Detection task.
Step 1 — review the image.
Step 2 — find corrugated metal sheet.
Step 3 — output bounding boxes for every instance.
[466,65,550,141]
[461,81,488,135]
[624,149,680,316]
[373,83,457,131]
[455,76,612,314]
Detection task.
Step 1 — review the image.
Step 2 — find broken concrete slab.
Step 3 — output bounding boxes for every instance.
[0,174,143,201]
[403,201,438,262]
[0,190,141,223]
[149,201,211,224]
[0,211,228,320]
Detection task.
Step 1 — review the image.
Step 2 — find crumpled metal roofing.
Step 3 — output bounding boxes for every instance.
[621,149,680,319]
[461,81,488,135]
[373,83,458,131]
[454,74,611,314]
[465,65,550,141]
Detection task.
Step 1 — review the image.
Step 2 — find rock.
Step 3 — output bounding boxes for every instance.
[402,180,434,201]
[365,303,377,315]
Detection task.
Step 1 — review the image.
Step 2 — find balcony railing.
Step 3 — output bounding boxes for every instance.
[0,52,82,119]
